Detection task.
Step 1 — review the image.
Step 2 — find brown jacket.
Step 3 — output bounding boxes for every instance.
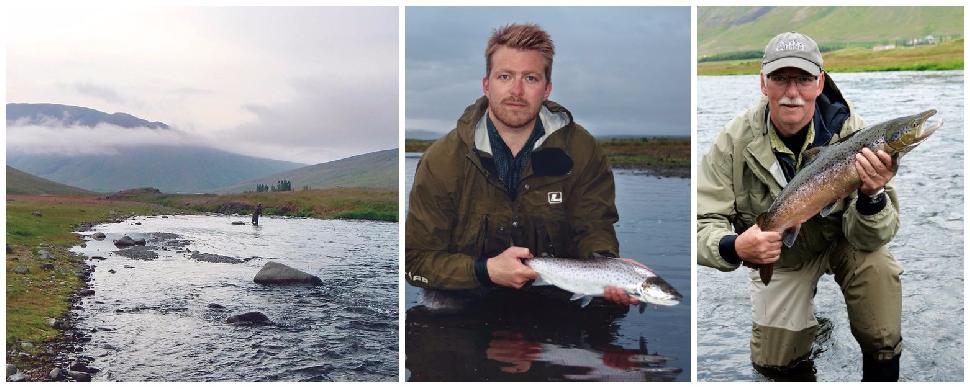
[405,97,619,290]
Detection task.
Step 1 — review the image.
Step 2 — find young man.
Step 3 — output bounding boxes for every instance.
[697,32,902,381]
[406,23,634,306]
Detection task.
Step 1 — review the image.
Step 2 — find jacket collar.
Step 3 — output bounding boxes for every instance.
[456,96,573,156]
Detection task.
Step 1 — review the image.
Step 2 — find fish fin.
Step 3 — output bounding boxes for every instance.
[782,225,800,248]
[532,276,551,286]
[638,303,646,314]
[760,265,774,286]
[802,146,826,166]
[571,294,594,308]
[617,257,650,270]
[819,202,837,218]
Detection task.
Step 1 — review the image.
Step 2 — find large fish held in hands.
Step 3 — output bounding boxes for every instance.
[525,256,683,312]
[754,109,942,285]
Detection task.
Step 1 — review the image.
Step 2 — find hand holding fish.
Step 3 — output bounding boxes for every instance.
[735,224,782,265]
[604,286,640,306]
[487,246,538,289]
[854,148,895,196]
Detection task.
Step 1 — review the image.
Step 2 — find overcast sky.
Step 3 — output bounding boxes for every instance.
[6,7,398,164]
[406,7,690,137]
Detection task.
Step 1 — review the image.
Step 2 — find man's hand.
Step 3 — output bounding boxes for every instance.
[735,224,782,265]
[603,286,639,306]
[855,148,895,196]
[487,246,538,289]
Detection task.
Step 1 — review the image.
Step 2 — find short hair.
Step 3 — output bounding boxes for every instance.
[485,23,555,82]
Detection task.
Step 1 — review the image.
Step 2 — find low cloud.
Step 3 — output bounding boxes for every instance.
[6,124,194,156]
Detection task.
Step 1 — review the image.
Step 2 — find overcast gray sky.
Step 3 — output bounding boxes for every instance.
[406,7,690,137]
[6,7,398,164]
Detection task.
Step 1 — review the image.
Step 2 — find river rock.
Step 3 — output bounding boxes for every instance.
[91,256,106,260]
[253,261,323,286]
[190,251,251,264]
[49,367,64,380]
[13,264,29,274]
[226,311,271,325]
[113,246,158,261]
[108,269,116,274]
[79,289,95,297]
[134,238,147,246]
[38,249,53,260]
[41,263,55,271]
[207,303,225,310]
[92,232,106,240]
[7,364,17,376]
[67,370,91,382]
[114,235,136,247]
[8,372,26,382]
[231,221,246,225]
[134,222,142,225]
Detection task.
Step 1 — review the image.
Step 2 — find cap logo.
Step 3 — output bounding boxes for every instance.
[775,39,806,52]
[548,192,563,204]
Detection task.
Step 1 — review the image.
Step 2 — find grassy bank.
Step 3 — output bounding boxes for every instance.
[6,195,180,361]
[698,39,964,76]
[405,137,690,177]
[111,187,398,222]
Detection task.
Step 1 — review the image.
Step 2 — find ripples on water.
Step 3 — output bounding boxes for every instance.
[697,70,964,381]
[70,215,398,381]
[404,158,691,381]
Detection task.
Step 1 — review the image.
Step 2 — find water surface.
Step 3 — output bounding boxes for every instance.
[70,215,398,381]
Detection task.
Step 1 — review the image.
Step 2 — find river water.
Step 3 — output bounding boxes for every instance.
[404,156,691,381]
[69,215,398,381]
[696,70,964,381]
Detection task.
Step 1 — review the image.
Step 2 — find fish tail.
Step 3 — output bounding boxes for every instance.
[760,264,773,286]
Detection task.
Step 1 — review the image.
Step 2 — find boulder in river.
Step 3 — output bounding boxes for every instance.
[92,232,106,240]
[114,235,136,247]
[226,311,271,325]
[231,221,246,225]
[66,370,91,382]
[253,261,323,286]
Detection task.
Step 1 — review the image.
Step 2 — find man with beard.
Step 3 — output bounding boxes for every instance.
[697,32,902,381]
[405,23,634,307]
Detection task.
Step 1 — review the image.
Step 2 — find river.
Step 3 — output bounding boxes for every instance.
[68,215,398,381]
[696,70,964,381]
[404,155,691,381]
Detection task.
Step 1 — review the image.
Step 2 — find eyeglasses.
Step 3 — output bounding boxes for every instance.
[766,74,818,89]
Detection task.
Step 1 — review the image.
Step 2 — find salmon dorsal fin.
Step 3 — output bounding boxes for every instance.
[618,257,649,270]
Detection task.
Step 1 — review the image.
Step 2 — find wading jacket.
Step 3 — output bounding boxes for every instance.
[697,76,900,271]
[406,97,619,290]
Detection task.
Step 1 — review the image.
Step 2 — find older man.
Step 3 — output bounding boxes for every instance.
[406,23,634,306]
[697,32,902,381]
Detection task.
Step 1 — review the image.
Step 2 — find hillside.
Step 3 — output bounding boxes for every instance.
[6,103,305,193]
[215,148,398,194]
[7,103,170,129]
[698,6,964,58]
[5,165,92,195]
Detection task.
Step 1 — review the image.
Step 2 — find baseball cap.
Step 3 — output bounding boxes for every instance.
[762,32,823,76]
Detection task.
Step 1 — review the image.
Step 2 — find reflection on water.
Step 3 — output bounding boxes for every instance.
[697,70,964,381]
[405,158,691,381]
[69,215,398,381]
[406,289,681,381]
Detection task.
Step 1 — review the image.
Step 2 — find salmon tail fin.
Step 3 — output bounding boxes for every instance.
[782,225,800,248]
[760,265,774,286]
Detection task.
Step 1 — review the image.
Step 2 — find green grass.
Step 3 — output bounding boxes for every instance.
[110,187,399,222]
[699,39,964,75]
[6,195,180,350]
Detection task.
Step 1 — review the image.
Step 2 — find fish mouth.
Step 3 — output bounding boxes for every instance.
[918,111,943,141]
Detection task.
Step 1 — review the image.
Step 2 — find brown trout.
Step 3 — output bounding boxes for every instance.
[754,109,942,285]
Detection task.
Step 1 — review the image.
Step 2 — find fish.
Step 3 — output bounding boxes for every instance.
[754,109,942,285]
[524,256,683,311]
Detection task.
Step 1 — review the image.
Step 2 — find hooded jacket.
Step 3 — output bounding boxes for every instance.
[697,75,900,271]
[406,96,619,290]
